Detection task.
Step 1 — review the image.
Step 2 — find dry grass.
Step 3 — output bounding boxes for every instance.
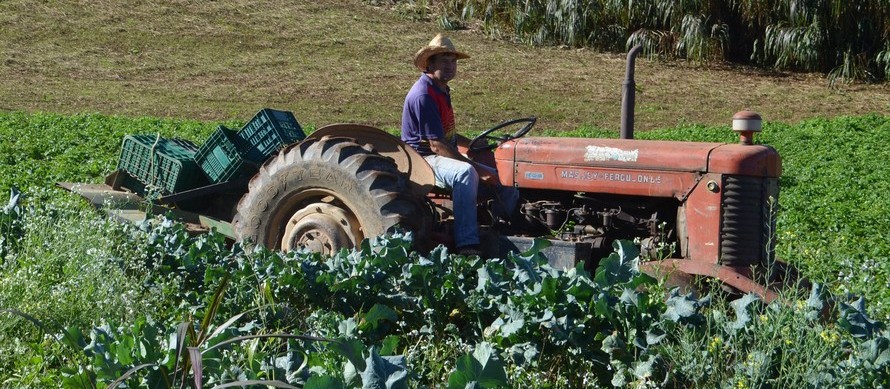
[0,0,887,132]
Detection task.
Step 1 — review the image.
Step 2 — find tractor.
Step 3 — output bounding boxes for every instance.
[61,46,794,301]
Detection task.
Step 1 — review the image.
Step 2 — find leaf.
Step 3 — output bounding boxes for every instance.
[594,240,640,287]
[447,355,481,389]
[476,266,492,292]
[483,317,505,338]
[360,304,398,332]
[805,282,826,321]
[339,318,358,338]
[662,288,708,324]
[344,358,359,387]
[304,376,346,389]
[857,337,890,367]
[358,347,408,389]
[500,318,525,338]
[632,354,659,380]
[105,363,158,389]
[610,362,628,387]
[645,328,667,347]
[540,277,559,302]
[838,296,885,339]
[115,334,135,366]
[59,326,88,353]
[594,253,623,286]
[334,338,367,372]
[196,273,230,344]
[505,343,539,366]
[472,342,508,387]
[61,369,95,389]
[619,288,639,307]
[594,293,617,320]
[613,240,640,268]
[729,293,761,331]
[206,311,248,344]
[448,342,508,389]
[601,332,629,361]
[173,321,192,379]
[523,238,552,257]
[380,335,400,356]
[188,346,203,389]
[4,186,20,212]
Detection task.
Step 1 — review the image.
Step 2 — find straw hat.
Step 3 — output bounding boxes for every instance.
[413,33,470,71]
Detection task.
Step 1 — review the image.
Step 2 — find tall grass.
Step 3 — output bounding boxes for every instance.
[397,0,890,83]
[737,0,890,84]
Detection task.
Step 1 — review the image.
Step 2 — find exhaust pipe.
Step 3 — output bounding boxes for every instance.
[620,45,643,140]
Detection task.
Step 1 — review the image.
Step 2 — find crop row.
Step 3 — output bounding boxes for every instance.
[1,111,888,314]
[1,194,889,387]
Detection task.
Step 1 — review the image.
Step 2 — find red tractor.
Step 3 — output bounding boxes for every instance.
[64,47,793,301]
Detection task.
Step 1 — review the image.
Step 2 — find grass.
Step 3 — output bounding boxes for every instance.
[1,0,888,134]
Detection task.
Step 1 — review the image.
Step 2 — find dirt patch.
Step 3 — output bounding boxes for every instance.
[1,0,887,131]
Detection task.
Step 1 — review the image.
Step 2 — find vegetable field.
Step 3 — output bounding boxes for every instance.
[1,112,889,387]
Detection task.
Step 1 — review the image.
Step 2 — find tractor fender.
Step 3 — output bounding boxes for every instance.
[302,123,435,199]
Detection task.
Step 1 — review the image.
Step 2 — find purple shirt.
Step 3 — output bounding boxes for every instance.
[401,74,456,156]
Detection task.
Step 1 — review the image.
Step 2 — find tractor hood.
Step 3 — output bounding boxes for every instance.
[497,137,780,177]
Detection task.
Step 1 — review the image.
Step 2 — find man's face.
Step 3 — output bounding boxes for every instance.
[427,53,458,84]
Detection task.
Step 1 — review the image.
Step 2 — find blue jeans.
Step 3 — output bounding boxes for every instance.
[424,155,519,248]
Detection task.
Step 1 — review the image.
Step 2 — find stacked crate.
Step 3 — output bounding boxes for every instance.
[117,109,305,197]
[236,109,305,164]
[117,135,205,195]
[193,125,254,184]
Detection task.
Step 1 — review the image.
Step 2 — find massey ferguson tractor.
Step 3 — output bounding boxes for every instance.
[62,47,793,301]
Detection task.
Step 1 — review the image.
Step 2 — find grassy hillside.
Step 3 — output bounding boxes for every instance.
[1,0,888,133]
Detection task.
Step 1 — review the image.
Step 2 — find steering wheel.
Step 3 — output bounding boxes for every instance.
[468,117,537,152]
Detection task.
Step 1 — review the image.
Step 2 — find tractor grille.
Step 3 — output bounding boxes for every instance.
[720,176,779,267]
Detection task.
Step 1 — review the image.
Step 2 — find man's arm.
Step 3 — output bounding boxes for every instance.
[429,138,469,162]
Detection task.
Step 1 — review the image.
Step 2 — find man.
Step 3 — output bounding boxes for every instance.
[401,33,519,256]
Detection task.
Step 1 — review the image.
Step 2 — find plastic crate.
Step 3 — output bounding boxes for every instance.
[237,109,305,163]
[117,135,206,195]
[195,126,258,183]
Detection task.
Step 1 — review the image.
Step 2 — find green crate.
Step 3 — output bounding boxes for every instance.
[237,109,305,163]
[195,126,258,183]
[117,135,206,195]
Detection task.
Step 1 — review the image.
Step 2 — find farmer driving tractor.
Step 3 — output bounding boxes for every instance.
[401,34,519,256]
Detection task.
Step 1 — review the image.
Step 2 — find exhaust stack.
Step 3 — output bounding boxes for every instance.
[620,45,643,140]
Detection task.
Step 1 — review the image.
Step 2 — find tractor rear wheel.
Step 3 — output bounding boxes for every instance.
[233,136,423,254]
